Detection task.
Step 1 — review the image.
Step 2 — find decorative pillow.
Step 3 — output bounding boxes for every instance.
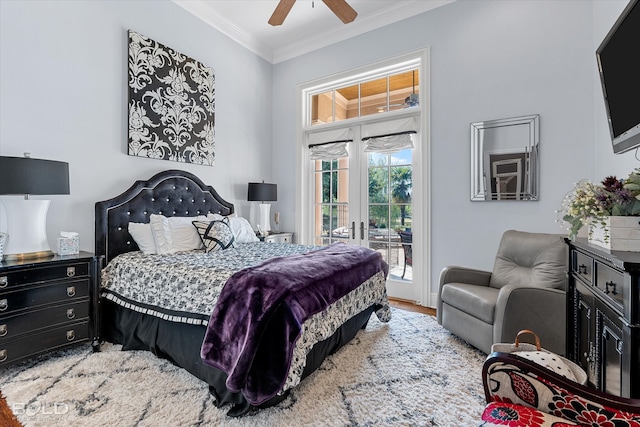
[192,218,236,253]
[208,214,259,243]
[128,222,157,254]
[150,214,208,254]
[514,351,578,382]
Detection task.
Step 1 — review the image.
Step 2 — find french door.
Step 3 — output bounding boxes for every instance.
[310,123,416,300]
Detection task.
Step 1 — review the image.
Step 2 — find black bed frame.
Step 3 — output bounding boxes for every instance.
[94,169,378,416]
[95,169,234,264]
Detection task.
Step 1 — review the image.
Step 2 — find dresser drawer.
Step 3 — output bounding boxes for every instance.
[0,301,89,343]
[0,262,89,290]
[571,250,593,285]
[595,262,625,310]
[0,279,89,316]
[0,321,89,367]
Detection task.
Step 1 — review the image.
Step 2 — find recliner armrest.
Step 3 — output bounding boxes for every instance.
[439,265,492,287]
[437,266,492,323]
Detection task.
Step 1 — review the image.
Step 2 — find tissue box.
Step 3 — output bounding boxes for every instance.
[58,237,79,255]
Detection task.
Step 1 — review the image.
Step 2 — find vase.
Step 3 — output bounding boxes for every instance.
[587,216,640,251]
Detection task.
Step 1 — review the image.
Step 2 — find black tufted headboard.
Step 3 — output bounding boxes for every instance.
[95,170,234,264]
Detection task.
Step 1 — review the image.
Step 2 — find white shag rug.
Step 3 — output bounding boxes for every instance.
[0,309,486,427]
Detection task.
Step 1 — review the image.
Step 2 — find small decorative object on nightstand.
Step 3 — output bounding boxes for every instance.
[0,252,101,367]
[264,232,294,244]
[274,212,280,232]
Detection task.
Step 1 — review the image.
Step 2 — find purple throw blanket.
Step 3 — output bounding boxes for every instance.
[200,243,388,405]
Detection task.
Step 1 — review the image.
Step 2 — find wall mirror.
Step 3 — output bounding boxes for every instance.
[471,114,539,201]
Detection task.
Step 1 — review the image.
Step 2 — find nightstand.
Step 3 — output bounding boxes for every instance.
[0,252,100,367]
[263,232,294,243]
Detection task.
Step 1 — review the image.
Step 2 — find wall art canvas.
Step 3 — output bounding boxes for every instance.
[128,30,215,165]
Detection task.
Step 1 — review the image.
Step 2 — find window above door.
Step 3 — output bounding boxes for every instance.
[307,63,420,127]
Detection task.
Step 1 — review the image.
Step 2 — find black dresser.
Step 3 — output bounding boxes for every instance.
[0,252,100,367]
[566,238,640,398]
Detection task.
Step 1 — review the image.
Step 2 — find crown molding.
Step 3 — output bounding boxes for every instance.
[272,1,454,63]
[173,0,275,63]
[173,0,454,64]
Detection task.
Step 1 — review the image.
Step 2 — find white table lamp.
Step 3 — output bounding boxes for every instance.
[247,181,277,234]
[0,153,70,260]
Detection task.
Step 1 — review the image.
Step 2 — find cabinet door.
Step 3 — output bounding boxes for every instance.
[575,281,596,386]
[596,300,625,397]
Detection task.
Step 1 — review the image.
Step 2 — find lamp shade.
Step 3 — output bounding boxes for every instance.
[0,156,70,195]
[247,182,277,202]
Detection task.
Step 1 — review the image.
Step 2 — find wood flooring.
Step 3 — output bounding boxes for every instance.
[0,392,21,427]
[388,297,436,316]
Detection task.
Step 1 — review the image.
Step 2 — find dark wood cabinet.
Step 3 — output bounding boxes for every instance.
[0,252,100,367]
[566,238,640,398]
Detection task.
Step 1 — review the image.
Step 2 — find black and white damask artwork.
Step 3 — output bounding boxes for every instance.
[128,30,215,166]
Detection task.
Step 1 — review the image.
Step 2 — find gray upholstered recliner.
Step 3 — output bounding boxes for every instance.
[437,230,567,355]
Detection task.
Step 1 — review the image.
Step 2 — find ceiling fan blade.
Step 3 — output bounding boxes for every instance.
[322,0,357,24]
[268,0,296,26]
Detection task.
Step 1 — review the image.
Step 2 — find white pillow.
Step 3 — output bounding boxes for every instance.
[128,222,157,254]
[208,214,259,243]
[230,217,260,243]
[150,214,208,254]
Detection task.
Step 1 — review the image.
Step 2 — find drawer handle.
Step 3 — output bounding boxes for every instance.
[67,308,75,319]
[67,286,76,297]
[66,330,75,341]
[67,267,76,277]
[578,264,587,275]
[0,299,7,312]
[0,324,6,337]
[605,281,618,295]
[0,276,7,288]
[0,349,6,362]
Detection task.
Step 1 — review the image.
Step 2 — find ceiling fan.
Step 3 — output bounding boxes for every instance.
[268,0,358,26]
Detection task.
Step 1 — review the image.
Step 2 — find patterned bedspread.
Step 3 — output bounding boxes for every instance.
[101,242,320,324]
[101,242,391,397]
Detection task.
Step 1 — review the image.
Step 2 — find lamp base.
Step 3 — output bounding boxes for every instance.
[1,199,54,260]
[259,203,271,233]
[3,250,54,262]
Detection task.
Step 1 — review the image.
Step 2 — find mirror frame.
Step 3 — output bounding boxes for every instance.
[470,114,540,201]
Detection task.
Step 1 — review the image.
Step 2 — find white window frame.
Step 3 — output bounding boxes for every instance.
[295,48,432,307]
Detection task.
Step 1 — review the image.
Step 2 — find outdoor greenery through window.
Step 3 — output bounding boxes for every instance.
[368,148,412,274]
[368,149,413,231]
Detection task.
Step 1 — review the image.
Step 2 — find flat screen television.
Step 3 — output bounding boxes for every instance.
[596,0,640,154]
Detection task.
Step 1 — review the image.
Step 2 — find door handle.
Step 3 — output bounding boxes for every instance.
[360,222,365,240]
[351,222,355,239]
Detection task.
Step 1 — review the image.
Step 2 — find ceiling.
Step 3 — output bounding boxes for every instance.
[172,0,455,64]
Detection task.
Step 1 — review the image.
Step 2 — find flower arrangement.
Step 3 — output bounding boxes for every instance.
[560,168,640,240]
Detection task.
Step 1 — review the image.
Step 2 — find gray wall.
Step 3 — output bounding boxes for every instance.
[0,0,273,249]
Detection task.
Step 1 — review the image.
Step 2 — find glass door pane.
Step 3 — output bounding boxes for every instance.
[366,149,412,282]
[313,157,350,246]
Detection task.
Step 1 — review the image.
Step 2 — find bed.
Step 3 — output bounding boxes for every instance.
[95,169,391,416]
